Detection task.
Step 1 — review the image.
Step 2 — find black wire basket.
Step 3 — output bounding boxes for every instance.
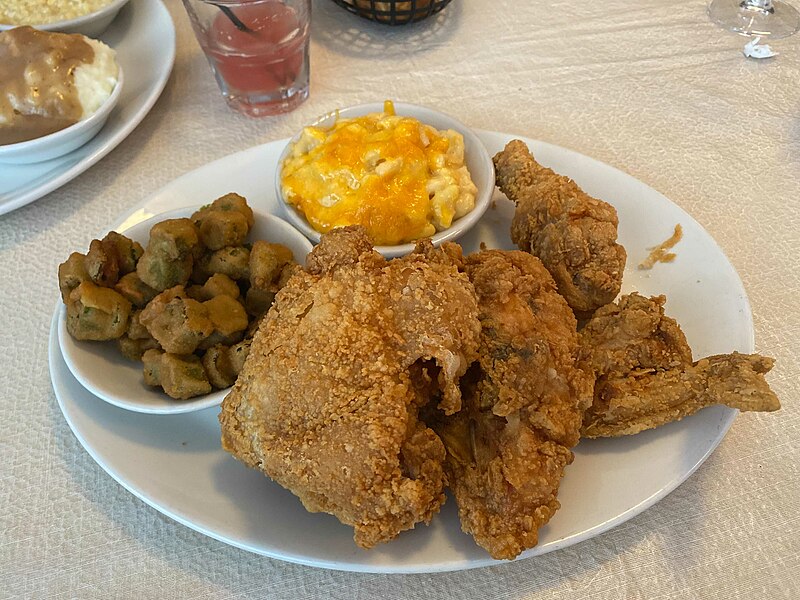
[330,0,452,25]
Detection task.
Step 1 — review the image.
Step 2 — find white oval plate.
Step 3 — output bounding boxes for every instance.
[49,131,752,573]
[0,0,174,215]
[57,206,313,414]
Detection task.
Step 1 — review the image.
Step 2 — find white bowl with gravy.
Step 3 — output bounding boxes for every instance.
[0,26,123,164]
[0,68,123,164]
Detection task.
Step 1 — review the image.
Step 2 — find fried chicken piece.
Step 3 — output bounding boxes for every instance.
[493,140,626,315]
[580,292,693,375]
[428,249,594,560]
[580,293,780,438]
[219,227,481,549]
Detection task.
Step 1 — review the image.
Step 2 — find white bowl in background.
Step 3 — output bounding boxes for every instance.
[275,101,495,259]
[0,67,124,164]
[0,0,130,37]
[57,205,314,415]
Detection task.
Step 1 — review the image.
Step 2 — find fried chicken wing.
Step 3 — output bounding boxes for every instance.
[428,249,594,560]
[580,293,780,437]
[218,227,481,549]
[493,140,626,315]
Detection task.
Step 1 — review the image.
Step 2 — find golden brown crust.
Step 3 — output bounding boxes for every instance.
[579,293,692,375]
[580,293,781,437]
[493,140,626,314]
[219,227,481,548]
[429,249,593,560]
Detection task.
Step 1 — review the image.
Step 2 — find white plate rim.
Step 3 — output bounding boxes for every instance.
[0,0,175,215]
[49,130,750,573]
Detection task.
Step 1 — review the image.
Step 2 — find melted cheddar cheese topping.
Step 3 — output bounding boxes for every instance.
[280,101,477,246]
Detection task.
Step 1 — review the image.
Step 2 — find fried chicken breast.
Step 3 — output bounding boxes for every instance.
[428,249,594,560]
[493,140,626,315]
[218,227,481,548]
[580,293,780,437]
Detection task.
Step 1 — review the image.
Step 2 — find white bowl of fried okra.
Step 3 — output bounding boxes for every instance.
[56,194,314,414]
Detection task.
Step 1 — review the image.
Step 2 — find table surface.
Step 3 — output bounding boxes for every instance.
[2,1,799,598]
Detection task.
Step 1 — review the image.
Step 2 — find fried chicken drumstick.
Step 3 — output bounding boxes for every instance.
[429,249,594,560]
[219,227,481,548]
[493,140,626,315]
[580,293,780,438]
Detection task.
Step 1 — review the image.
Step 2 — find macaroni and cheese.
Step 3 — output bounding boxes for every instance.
[280,101,478,246]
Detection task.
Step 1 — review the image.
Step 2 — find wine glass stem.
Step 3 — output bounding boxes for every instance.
[742,0,774,12]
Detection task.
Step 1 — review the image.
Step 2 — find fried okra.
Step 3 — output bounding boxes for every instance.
[244,262,300,318]
[84,232,144,288]
[85,239,119,287]
[115,272,159,308]
[136,218,201,291]
[198,294,248,350]
[193,245,250,282]
[159,353,212,399]
[228,339,251,373]
[202,345,237,388]
[205,295,248,336]
[142,349,212,400]
[245,287,276,319]
[139,286,214,354]
[127,309,152,340]
[185,273,240,302]
[58,252,90,302]
[102,231,144,275]
[243,243,297,317]
[191,193,255,250]
[202,339,252,389]
[59,194,296,401]
[149,218,202,260]
[118,335,160,361]
[193,208,250,251]
[193,192,255,228]
[137,252,193,292]
[249,241,294,289]
[65,282,132,341]
[118,310,161,360]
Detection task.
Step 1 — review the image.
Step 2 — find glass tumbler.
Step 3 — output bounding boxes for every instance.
[183,0,311,117]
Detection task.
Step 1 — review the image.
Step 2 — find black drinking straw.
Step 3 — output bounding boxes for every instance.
[215,4,253,32]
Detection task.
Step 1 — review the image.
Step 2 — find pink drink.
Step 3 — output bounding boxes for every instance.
[198,1,309,116]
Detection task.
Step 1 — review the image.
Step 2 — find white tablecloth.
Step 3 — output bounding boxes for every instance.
[2,1,798,597]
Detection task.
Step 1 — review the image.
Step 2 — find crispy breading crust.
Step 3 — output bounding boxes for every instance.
[219,227,481,548]
[580,293,780,437]
[493,140,626,315]
[429,249,594,560]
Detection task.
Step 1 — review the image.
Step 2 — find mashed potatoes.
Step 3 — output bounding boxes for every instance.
[0,1,114,25]
[280,101,478,246]
[0,26,119,145]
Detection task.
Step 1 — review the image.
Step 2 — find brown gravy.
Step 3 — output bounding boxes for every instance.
[0,26,95,145]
